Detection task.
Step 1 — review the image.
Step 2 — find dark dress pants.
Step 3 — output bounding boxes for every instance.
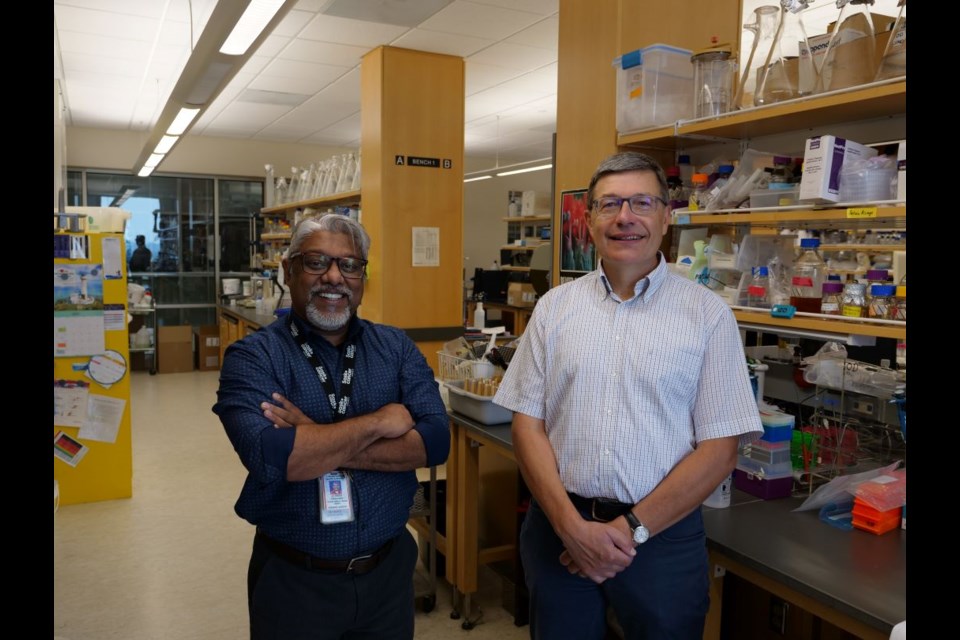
[247,528,418,640]
[520,499,710,640]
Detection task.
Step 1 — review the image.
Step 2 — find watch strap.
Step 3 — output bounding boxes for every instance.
[624,510,642,532]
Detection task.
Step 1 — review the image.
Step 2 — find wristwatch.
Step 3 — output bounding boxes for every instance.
[624,511,650,545]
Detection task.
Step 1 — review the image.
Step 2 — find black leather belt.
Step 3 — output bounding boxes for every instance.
[567,493,635,523]
[256,530,394,575]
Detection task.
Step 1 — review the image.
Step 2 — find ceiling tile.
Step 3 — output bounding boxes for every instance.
[467,41,556,71]
[270,9,316,37]
[467,0,558,17]
[55,5,162,42]
[418,1,542,40]
[505,14,558,49]
[299,13,409,47]
[206,102,297,132]
[278,40,370,67]
[56,31,152,60]
[252,34,293,58]
[390,28,495,57]
[464,62,523,95]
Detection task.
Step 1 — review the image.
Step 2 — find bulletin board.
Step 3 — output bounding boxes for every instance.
[53,231,132,505]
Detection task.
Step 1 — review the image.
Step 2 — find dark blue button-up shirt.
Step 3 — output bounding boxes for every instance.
[213,313,450,559]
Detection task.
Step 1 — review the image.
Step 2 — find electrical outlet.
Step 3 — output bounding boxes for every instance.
[852,400,874,416]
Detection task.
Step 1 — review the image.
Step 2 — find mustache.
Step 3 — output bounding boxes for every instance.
[309,285,352,300]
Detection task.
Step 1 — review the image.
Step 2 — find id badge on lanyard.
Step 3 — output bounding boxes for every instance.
[288,317,359,525]
[320,470,355,523]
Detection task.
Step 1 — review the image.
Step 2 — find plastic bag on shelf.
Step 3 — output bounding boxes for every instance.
[801,343,905,399]
[793,460,901,512]
[839,154,897,203]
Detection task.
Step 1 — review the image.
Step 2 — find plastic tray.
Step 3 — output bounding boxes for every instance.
[445,380,512,425]
[734,468,794,500]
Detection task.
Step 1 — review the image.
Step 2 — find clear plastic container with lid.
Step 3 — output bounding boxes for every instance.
[841,282,867,318]
[790,238,826,313]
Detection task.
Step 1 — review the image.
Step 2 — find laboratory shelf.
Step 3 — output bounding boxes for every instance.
[502,215,552,223]
[617,80,906,150]
[673,205,905,230]
[260,189,361,215]
[733,308,905,341]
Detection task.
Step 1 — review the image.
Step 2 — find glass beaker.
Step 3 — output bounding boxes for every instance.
[816,0,877,94]
[875,0,905,81]
[735,5,780,110]
[692,48,736,118]
[756,0,816,105]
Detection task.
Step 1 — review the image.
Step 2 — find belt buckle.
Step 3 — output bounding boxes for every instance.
[590,500,609,523]
[346,553,373,573]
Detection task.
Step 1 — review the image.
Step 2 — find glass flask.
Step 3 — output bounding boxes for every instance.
[287,166,301,204]
[756,0,816,104]
[735,5,780,110]
[875,0,906,81]
[816,0,877,94]
[351,151,362,191]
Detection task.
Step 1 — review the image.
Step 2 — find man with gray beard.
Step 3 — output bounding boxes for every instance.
[214,213,449,639]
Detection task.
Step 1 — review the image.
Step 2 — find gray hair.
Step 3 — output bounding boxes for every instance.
[286,213,370,260]
[586,152,669,207]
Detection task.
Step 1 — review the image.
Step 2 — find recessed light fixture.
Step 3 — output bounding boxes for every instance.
[464,175,493,183]
[496,164,553,177]
[220,0,287,55]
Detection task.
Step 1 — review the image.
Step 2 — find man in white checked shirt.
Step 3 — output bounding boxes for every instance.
[493,152,763,640]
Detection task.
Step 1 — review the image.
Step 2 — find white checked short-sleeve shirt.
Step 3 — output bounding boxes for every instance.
[493,255,763,504]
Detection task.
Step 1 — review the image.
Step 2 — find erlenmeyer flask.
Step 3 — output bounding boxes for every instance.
[734,5,780,110]
[875,0,905,81]
[756,0,816,104]
[816,0,877,94]
[288,166,300,203]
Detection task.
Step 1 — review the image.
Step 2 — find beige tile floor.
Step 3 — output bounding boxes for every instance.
[54,369,529,640]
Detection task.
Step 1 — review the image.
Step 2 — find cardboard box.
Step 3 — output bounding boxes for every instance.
[799,135,877,204]
[521,190,550,217]
[194,325,220,371]
[507,282,537,308]
[158,325,194,374]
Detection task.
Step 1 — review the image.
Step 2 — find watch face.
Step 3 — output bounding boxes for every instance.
[633,525,650,544]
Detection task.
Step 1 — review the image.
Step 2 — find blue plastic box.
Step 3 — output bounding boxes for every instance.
[759,409,795,442]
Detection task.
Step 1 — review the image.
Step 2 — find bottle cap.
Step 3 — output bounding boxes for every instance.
[821,282,843,294]
[799,238,820,248]
[871,284,896,296]
[866,269,889,280]
[692,173,708,185]
[895,286,906,298]
[666,166,681,177]
[756,266,769,276]
[678,154,691,164]
[718,164,735,174]
[773,155,791,165]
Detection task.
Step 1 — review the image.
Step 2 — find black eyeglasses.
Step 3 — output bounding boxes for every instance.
[290,252,367,279]
[592,195,667,217]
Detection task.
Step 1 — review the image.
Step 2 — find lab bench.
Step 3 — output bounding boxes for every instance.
[443,411,905,638]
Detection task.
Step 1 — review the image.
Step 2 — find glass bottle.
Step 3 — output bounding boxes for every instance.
[688,173,709,211]
[735,5,780,110]
[692,46,736,118]
[748,266,771,308]
[816,0,877,94]
[820,281,843,315]
[351,151,362,191]
[678,154,695,188]
[868,284,896,319]
[790,238,826,313]
[892,284,906,321]
[875,0,906,81]
[864,268,889,304]
[264,164,275,208]
[756,0,816,105]
[667,166,687,208]
[841,281,867,318]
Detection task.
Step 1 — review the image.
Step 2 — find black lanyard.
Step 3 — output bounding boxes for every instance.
[287,316,356,417]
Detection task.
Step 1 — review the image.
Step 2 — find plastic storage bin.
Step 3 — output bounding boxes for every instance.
[734,456,794,499]
[614,44,693,133]
[445,380,512,425]
[851,498,901,535]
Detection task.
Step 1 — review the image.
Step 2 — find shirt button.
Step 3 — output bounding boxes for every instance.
[616,335,621,341]
[604,449,610,455]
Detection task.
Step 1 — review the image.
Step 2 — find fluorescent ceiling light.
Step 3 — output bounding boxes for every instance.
[110,186,139,207]
[464,175,493,183]
[167,107,201,136]
[144,153,165,168]
[138,166,155,178]
[220,0,286,55]
[154,135,178,154]
[496,164,553,177]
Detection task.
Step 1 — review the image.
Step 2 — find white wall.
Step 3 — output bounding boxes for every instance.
[462,169,553,280]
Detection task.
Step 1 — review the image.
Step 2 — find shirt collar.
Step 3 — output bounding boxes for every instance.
[597,252,668,302]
